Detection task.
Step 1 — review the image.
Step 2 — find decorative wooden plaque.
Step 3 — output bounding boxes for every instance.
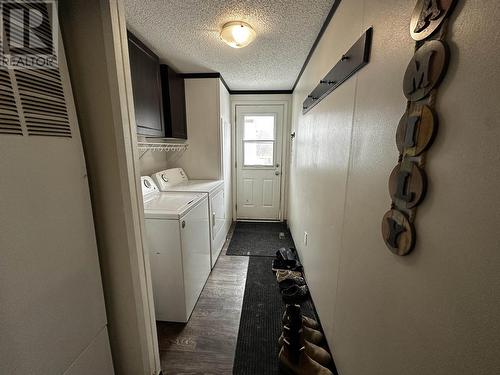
[382,0,459,255]
[382,210,415,256]
[396,105,437,156]
[410,0,457,41]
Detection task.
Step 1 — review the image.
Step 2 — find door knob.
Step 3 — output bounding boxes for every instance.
[275,171,281,176]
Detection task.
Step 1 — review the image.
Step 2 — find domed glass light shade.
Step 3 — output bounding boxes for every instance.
[220,21,256,48]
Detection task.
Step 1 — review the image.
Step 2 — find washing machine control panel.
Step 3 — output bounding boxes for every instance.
[152,168,189,190]
[141,176,159,200]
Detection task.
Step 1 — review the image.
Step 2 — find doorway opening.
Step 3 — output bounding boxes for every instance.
[235,105,285,221]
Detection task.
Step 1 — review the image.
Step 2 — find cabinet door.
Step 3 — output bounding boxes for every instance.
[161,65,187,139]
[128,32,164,137]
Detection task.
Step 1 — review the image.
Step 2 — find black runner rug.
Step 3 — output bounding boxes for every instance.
[226,221,295,257]
[232,257,316,375]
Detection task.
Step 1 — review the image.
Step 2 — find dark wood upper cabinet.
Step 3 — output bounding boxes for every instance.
[160,65,187,139]
[127,31,164,137]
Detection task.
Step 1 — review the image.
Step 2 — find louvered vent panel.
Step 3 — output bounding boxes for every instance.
[0,69,23,135]
[16,68,72,138]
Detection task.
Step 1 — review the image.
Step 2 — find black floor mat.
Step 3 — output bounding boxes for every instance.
[226,222,296,257]
[232,257,316,375]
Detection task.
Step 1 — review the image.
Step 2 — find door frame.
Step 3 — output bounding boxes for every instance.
[60,1,160,373]
[231,94,292,222]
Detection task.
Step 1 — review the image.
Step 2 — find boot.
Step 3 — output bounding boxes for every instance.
[278,339,333,375]
[279,305,324,346]
[278,327,331,367]
[278,325,325,347]
[303,340,333,368]
[302,326,325,345]
[282,305,321,330]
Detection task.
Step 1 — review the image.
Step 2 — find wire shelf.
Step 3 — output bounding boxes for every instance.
[137,141,188,152]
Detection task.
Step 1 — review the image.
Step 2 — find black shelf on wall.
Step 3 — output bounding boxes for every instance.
[303,27,373,114]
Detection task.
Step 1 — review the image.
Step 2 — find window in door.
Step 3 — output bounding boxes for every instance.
[242,115,276,166]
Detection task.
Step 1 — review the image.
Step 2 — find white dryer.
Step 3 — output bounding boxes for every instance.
[141,176,211,323]
[152,168,226,268]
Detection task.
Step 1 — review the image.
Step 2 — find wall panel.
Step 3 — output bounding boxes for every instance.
[288,1,500,374]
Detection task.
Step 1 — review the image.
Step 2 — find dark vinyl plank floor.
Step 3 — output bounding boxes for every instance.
[157,225,248,375]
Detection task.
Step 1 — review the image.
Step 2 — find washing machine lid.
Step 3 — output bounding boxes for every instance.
[143,192,206,219]
[163,180,224,194]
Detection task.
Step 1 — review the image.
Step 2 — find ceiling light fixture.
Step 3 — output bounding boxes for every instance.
[220,21,256,48]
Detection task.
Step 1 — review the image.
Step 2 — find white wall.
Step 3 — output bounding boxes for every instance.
[288,1,500,374]
[167,78,221,179]
[168,77,233,229]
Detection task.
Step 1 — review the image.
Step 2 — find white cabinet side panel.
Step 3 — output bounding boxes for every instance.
[180,199,211,320]
[144,219,185,322]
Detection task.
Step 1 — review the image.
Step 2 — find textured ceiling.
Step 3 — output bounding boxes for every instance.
[123,0,335,91]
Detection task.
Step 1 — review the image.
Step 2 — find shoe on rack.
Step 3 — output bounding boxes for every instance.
[281,284,309,303]
[276,248,289,261]
[279,276,306,291]
[287,247,299,261]
[278,339,333,375]
[276,247,298,262]
[276,270,303,282]
[272,258,303,272]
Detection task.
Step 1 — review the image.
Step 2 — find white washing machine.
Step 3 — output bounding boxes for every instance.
[141,176,211,323]
[152,168,226,268]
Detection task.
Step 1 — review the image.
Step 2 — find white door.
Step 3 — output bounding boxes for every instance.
[236,105,284,220]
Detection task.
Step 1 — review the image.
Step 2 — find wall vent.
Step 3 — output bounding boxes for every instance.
[0,69,23,135]
[0,1,72,139]
[15,68,72,138]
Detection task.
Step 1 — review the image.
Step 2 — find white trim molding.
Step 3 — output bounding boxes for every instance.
[231,94,293,222]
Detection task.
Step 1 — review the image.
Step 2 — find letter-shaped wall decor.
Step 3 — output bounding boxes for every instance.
[381,0,458,255]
